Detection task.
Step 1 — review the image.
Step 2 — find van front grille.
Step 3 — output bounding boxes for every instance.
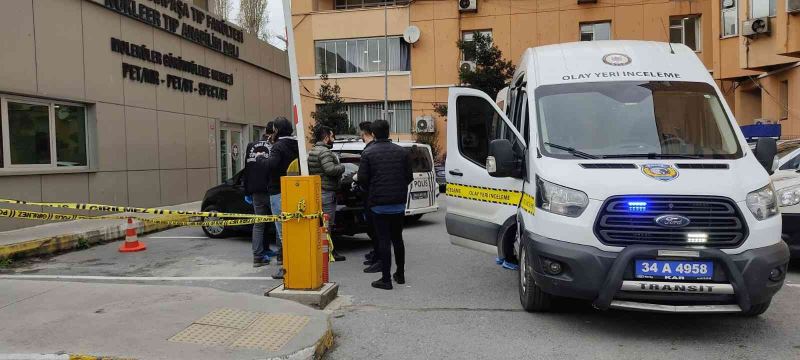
[594,195,747,248]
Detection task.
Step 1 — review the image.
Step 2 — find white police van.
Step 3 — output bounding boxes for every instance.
[446,41,789,315]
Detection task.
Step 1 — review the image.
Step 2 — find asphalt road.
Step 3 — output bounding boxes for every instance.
[7,198,800,359]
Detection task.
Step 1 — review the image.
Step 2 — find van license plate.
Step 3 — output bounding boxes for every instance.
[635,260,713,280]
[411,191,428,200]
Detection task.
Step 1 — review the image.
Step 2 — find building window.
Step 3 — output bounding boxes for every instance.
[1,97,88,169]
[721,0,738,36]
[670,16,701,51]
[580,22,611,41]
[751,0,776,18]
[315,37,410,75]
[334,0,410,10]
[322,101,412,133]
[780,80,789,119]
[461,30,492,62]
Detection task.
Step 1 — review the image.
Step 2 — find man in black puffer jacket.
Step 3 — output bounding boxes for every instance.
[263,117,299,279]
[356,119,413,290]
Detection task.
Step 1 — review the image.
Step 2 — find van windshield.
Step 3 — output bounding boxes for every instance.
[535,81,743,159]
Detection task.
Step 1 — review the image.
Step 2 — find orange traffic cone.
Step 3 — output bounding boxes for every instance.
[119,217,146,252]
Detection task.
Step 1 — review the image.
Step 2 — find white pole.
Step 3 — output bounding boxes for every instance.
[282,0,309,176]
[383,4,389,119]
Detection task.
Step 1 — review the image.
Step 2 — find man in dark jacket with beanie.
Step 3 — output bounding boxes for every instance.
[308,125,346,261]
[264,117,299,279]
[243,121,276,267]
[356,119,413,290]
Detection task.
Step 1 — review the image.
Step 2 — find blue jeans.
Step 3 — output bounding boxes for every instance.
[252,192,271,258]
[270,193,282,252]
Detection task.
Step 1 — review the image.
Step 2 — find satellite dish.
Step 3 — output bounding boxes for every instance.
[403,25,420,44]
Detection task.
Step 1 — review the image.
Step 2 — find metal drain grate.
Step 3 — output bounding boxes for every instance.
[168,324,242,347]
[194,308,261,329]
[168,309,311,352]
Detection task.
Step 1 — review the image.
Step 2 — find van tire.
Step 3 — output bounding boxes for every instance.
[741,301,771,317]
[519,241,554,312]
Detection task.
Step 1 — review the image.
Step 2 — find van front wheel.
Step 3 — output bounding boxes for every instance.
[519,242,554,312]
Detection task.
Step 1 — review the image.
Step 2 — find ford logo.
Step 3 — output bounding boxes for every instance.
[654,214,691,228]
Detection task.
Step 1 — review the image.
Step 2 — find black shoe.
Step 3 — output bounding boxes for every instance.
[363,262,382,273]
[363,258,377,266]
[254,257,270,267]
[393,272,405,284]
[365,252,375,261]
[371,278,392,290]
[273,268,285,279]
[332,251,346,262]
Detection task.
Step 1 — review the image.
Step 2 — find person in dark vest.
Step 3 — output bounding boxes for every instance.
[308,125,346,262]
[263,117,299,279]
[356,120,413,290]
[243,121,276,267]
[358,121,383,273]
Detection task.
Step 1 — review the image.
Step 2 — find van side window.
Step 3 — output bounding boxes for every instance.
[521,95,530,145]
[456,95,511,167]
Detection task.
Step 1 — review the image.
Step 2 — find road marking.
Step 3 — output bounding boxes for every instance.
[786,283,800,288]
[0,275,274,281]
[147,236,209,239]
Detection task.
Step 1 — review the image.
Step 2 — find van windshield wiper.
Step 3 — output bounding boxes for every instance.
[601,153,703,159]
[544,142,599,159]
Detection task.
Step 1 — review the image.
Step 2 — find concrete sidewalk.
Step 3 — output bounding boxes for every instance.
[0,201,202,261]
[0,280,332,359]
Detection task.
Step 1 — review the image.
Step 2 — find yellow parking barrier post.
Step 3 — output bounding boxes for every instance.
[266,175,339,309]
[282,175,323,290]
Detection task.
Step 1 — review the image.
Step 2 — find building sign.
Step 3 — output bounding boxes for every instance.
[112,37,231,100]
[101,0,243,58]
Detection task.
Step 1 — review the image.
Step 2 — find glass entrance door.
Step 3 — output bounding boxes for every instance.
[219,123,245,183]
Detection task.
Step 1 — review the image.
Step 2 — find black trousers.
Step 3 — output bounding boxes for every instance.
[371,211,405,281]
[365,210,379,255]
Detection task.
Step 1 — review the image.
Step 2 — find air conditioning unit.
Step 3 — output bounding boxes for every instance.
[459,61,476,73]
[458,0,477,12]
[742,17,770,37]
[415,115,434,133]
[788,0,800,14]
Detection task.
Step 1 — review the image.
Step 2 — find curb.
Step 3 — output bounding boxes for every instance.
[0,220,175,262]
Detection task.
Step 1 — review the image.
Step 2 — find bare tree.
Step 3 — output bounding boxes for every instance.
[239,0,270,41]
[209,0,233,21]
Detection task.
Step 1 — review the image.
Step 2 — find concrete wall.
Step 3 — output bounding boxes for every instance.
[0,0,291,231]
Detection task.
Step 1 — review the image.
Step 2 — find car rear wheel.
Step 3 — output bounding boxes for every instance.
[406,214,423,223]
[202,205,231,239]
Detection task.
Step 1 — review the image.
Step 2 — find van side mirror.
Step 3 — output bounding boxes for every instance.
[487,139,517,177]
[754,138,778,175]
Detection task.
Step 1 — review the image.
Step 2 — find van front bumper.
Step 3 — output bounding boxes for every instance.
[525,231,790,312]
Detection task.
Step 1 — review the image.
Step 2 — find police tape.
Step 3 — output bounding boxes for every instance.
[0,198,321,227]
[0,198,281,220]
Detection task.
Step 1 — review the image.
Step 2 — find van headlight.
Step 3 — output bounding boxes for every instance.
[746,184,779,220]
[536,177,589,217]
[777,185,800,207]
